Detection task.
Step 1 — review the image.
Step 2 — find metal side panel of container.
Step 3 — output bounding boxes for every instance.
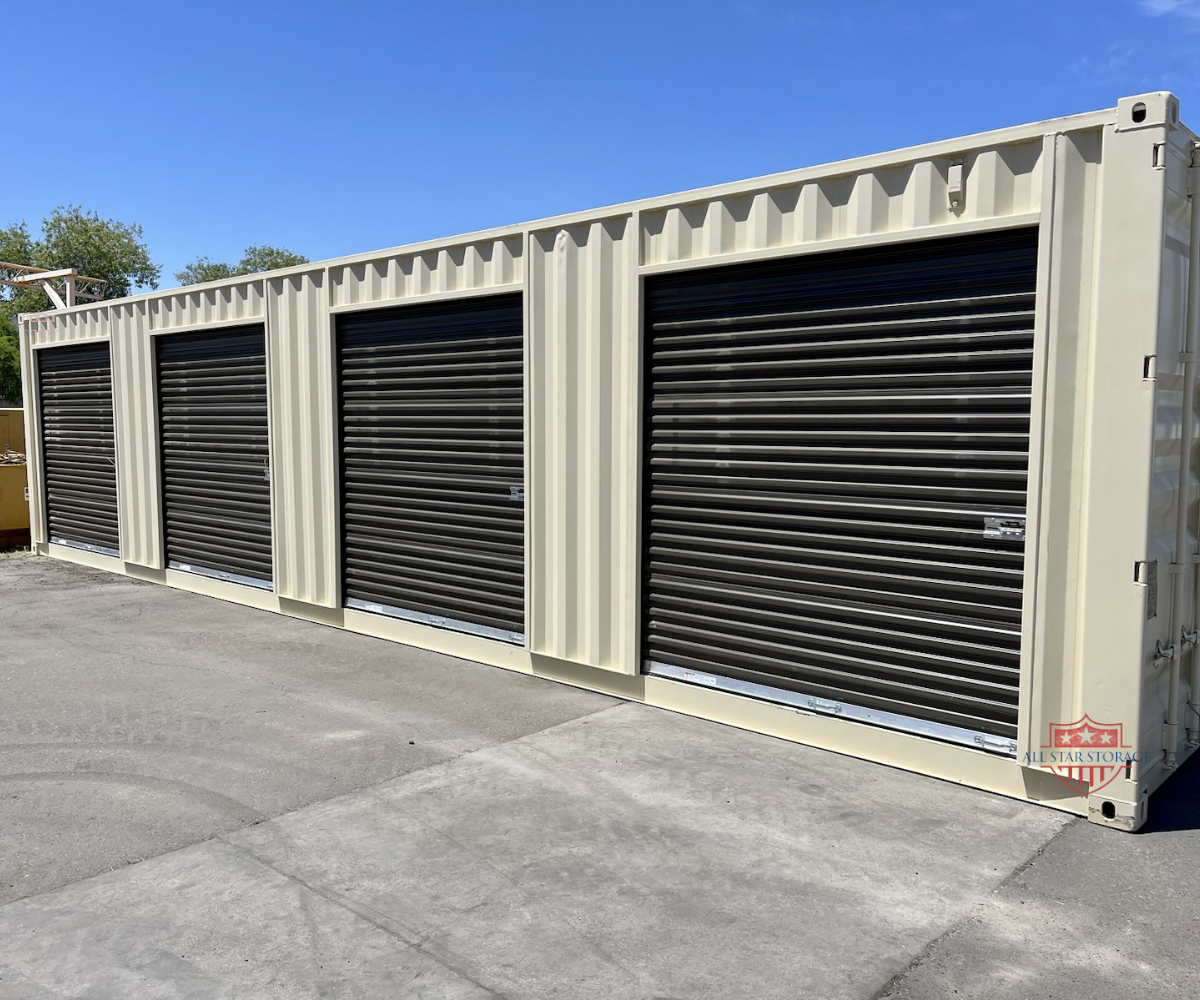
[641,227,1040,753]
[155,325,273,588]
[337,293,525,643]
[37,342,120,555]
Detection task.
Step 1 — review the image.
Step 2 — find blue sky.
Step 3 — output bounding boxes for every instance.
[7,0,1200,289]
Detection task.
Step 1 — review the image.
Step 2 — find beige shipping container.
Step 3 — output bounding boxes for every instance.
[19,91,1200,830]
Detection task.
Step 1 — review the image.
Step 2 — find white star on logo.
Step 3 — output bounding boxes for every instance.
[1099,731,1114,745]
[1078,728,1095,744]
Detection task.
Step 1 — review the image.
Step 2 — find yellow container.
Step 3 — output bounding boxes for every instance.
[0,408,26,454]
[0,463,30,542]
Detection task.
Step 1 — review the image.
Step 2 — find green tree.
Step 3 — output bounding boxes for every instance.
[0,314,19,407]
[173,257,238,285]
[175,244,309,285]
[0,206,160,404]
[0,206,160,317]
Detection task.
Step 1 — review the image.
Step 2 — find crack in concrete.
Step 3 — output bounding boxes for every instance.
[220,837,511,1000]
[866,815,1081,999]
[0,702,627,914]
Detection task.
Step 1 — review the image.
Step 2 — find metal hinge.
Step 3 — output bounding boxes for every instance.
[1136,560,1159,621]
[983,515,1025,540]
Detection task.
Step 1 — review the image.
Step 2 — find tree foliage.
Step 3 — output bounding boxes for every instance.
[0,314,19,407]
[173,257,238,286]
[0,206,161,317]
[0,206,161,404]
[175,244,309,285]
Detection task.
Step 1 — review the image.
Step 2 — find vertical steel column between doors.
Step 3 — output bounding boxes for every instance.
[640,227,1040,752]
[37,342,119,555]
[337,294,525,642]
[155,325,272,587]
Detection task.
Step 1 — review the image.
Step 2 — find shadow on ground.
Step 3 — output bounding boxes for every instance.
[1143,749,1200,833]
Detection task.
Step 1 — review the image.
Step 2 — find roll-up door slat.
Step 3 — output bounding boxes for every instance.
[338,294,524,640]
[156,326,272,585]
[642,228,1039,749]
[38,343,119,553]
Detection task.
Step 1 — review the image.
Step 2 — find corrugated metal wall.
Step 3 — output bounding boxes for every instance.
[19,129,1068,672]
[109,300,161,567]
[641,142,1042,267]
[25,306,110,346]
[31,106,1185,814]
[329,236,523,306]
[529,217,639,670]
[266,272,337,607]
[1020,130,1102,755]
[148,283,264,331]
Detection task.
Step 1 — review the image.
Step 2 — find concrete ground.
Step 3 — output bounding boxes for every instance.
[0,553,1197,999]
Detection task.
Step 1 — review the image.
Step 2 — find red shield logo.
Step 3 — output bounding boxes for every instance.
[1044,715,1130,793]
